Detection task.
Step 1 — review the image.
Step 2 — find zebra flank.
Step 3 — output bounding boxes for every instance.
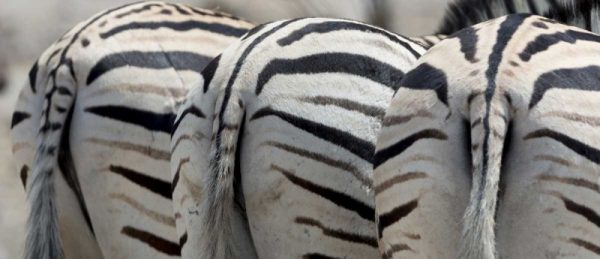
[11,2,252,259]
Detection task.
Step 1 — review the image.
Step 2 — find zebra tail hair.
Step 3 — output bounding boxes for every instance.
[460,98,511,259]
[25,66,76,259]
[200,91,246,259]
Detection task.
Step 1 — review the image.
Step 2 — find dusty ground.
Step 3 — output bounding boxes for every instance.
[0,1,447,258]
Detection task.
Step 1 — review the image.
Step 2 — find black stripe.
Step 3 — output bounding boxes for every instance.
[28,62,39,93]
[373,129,448,168]
[299,96,385,119]
[39,122,62,134]
[561,196,600,228]
[265,141,369,186]
[59,104,95,235]
[519,30,600,62]
[179,232,188,247]
[20,165,28,188]
[537,175,600,194]
[382,243,413,259]
[165,3,191,15]
[187,6,243,21]
[399,63,448,105]
[277,20,421,58]
[240,23,267,41]
[251,107,375,163]
[255,52,404,95]
[215,19,302,150]
[448,26,479,63]
[302,253,339,259]
[11,111,31,129]
[467,91,482,106]
[99,20,249,40]
[530,65,600,109]
[531,21,549,29]
[0,71,4,92]
[503,0,516,13]
[115,3,162,19]
[171,167,180,196]
[480,14,528,196]
[585,5,593,31]
[295,217,377,247]
[273,164,374,221]
[86,105,175,134]
[525,128,600,165]
[45,49,62,66]
[56,86,73,96]
[109,165,171,199]
[172,105,205,135]
[377,199,418,238]
[201,55,221,92]
[570,238,600,255]
[86,51,211,85]
[121,226,180,256]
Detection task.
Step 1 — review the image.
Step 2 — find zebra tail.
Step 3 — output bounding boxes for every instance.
[25,66,76,259]
[200,91,246,259]
[461,98,511,259]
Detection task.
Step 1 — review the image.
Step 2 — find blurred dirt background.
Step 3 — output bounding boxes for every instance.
[0,0,449,258]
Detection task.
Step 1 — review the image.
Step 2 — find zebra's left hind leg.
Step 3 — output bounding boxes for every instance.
[374,73,471,258]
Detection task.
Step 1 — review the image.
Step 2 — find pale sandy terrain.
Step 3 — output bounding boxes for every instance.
[0,1,448,258]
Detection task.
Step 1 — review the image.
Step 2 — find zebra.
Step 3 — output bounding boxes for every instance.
[383,0,589,52]
[374,10,600,259]
[437,0,600,35]
[169,17,426,258]
[10,2,253,258]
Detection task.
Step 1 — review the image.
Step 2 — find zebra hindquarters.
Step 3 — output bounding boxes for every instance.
[374,82,470,258]
[190,17,426,258]
[493,29,600,259]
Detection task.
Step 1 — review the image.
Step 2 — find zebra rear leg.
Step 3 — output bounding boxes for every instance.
[171,86,257,259]
[374,87,471,258]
